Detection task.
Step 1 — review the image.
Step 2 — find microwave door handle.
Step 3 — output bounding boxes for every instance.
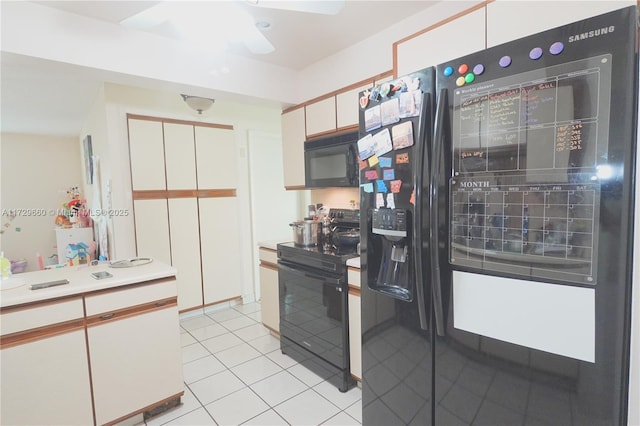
[413,91,431,332]
[347,144,357,185]
[430,88,448,337]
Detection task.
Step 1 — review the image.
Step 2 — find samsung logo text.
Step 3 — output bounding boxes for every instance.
[568,26,615,42]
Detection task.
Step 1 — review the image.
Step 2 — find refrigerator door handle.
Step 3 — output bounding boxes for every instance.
[430,88,447,337]
[413,91,431,331]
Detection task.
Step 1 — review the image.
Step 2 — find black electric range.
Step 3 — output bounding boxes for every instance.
[277,209,359,392]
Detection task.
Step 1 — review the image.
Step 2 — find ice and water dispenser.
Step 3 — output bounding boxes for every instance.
[367,208,414,301]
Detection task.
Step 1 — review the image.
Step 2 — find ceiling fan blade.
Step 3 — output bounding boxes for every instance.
[243,28,275,54]
[247,0,344,15]
[120,2,170,28]
[120,1,275,55]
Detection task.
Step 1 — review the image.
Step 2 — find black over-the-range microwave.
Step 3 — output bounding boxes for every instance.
[304,131,359,188]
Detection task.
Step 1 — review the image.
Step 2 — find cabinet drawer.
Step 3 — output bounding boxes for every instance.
[259,248,278,265]
[85,279,177,316]
[1,297,84,336]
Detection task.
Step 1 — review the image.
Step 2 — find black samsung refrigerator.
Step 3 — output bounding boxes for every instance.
[359,6,637,425]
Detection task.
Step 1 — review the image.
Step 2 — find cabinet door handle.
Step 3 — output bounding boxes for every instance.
[155,301,168,307]
[99,313,115,320]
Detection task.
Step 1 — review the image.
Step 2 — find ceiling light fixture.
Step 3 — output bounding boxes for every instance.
[255,20,272,30]
[181,94,215,114]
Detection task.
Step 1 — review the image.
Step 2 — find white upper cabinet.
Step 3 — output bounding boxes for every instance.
[396,7,486,75]
[336,84,371,130]
[195,126,237,189]
[128,118,166,190]
[281,107,306,188]
[487,0,635,48]
[374,75,393,86]
[163,122,197,190]
[305,97,337,137]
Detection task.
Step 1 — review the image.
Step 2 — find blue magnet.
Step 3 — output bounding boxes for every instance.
[379,157,392,168]
[443,66,454,77]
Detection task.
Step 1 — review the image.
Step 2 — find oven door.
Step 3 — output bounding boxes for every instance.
[278,260,348,369]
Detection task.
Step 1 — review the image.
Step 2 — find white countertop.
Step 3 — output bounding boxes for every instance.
[346,257,360,268]
[258,239,291,251]
[0,259,176,308]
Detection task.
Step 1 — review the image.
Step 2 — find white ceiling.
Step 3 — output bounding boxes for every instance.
[1,1,438,136]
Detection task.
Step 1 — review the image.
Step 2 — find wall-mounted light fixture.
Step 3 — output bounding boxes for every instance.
[181,94,215,114]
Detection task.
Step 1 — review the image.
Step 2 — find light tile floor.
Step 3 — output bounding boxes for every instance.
[145,301,362,426]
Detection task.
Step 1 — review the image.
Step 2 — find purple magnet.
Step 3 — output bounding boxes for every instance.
[549,42,564,55]
[472,64,485,75]
[529,47,543,60]
[499,56,512,68]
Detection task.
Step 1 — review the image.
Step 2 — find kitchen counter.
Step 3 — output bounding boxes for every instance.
[346,257,360,269]
[1,258,183,426]
[0,259,177,308]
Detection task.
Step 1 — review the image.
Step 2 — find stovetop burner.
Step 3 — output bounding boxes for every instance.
[279,241,358,257]
[279,208,360,275]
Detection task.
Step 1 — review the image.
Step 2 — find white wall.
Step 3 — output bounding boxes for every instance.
[310,188,359,211]
[0,133,82,271]
[80,86,111,260]
[247,130,300,299]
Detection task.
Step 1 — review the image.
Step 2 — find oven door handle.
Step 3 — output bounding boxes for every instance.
[278,261,344,287]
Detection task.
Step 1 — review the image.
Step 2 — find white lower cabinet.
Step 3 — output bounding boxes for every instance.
[87,304,183,425]
[347,266,362,381]
[199,197,242,305]
[259,248,279,332]
[348,292,362,381]
[0,271,182,426]
[0,329,94,425]
[168,198,204,311]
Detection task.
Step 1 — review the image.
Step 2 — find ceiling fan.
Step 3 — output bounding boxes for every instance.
[120,1,344,55]
[245,1,345,15]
